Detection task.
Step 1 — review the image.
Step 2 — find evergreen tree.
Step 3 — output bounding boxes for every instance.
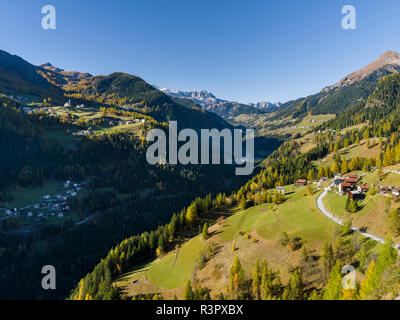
[251,259,261,300]
[184,280,194,300]
[323,261,343,300]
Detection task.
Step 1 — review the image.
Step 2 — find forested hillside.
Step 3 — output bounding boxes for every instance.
[274,64,400,120]
[70,71,400,300]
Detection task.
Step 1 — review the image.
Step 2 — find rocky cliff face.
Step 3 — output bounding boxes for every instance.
[322,51,400,92]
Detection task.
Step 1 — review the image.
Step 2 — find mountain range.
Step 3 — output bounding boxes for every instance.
[0,49,231,131]
[274,51,400,119]
[158,87,281,119]
[2,48,400,131]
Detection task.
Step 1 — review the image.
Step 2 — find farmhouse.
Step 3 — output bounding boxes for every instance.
[276,186,285,195]
[296,179,307,186]
[339,182,352,195]
[347,174,359,180]
[392,187,400,197]
[348,191,364,201]
[333,176,345,186]
[379,186,391,195]
[344,178,358,185]
[357,185,370,193]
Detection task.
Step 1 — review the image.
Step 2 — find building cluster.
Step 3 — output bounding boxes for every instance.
[73,127,93,135]
[377,185,400,197]
[1,180,83,221]
[334,174,369,201]
[21,106,50,114]
[108,118,146,126]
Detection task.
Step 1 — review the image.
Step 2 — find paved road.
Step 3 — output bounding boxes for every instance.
[316,183,385,244]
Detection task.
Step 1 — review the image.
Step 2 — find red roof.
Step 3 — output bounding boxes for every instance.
[297,179,307,183]
[345,178,358,184]
[341,182,352,188]
[348,174,359,179]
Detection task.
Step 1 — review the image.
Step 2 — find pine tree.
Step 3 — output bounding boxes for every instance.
[227,256,246,299]
[202,223,210,240]
[283,269,304,300]
[323,261,343,300]
[358,260,376,299]
[186,205,198,227]
[251,259,261,300]
[184,280,194,300]
[321,242,334,277]
[341,160,348,175]
[307,169,315,182]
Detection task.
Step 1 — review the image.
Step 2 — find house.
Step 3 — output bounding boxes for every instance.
[64,99,71,108]
[379,186,391,195]
[334,176,345,186]
[296,179,307,186]
[339,182,352,194]
[348,174,359,180]
[276,186,285,195]
[345,178,358,185]
[357,185,370,193]
[392,187,400,197]
[27,212,33,218]
[58,212,64,219]
[348,191,364,201]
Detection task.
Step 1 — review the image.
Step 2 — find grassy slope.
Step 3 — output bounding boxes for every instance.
[313,139,383,168]
[114,185,339,299]
[49,106,144,137]
[2,180,64,208]
[323,169,400,240]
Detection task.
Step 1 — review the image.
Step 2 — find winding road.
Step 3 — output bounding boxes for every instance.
[316,183,385,244]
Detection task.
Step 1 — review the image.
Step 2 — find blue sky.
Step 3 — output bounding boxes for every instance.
[0,0,400,103]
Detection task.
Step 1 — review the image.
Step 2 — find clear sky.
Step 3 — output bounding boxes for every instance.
[1,0,400,103]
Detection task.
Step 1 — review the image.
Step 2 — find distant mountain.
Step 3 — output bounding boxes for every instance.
[158,87,281,120]
[158,89,221,107]
[249,101,282,110]
[0,49,232,130]
[274,51,400,119]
